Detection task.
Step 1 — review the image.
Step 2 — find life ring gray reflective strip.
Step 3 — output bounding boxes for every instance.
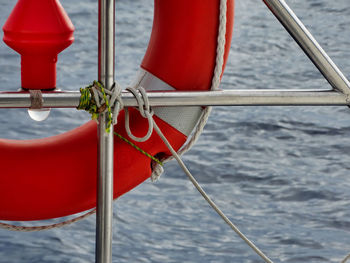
[131,69,203,137]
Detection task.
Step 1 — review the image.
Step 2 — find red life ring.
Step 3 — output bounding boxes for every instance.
[0,0,234,221]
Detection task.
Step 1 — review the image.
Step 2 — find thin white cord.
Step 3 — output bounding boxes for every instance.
[211,0,228,91]
[0,209,96,232]
[152,120,274,263]
[181,0,228,151]
[342,253,350,263]
[94,79,274,263]
[124,87,154,142]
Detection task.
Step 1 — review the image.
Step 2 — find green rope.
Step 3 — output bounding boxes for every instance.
[77,81,112,131]
[77,84,99,121]
[77,81,163,166]
[114,132,163,166]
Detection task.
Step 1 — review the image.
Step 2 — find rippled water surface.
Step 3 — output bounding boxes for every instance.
[0,0,350,262]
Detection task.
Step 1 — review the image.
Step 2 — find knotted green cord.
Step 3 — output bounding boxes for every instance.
[77,81,163,166]
[114,132,163,166]
[77,83,99,121]
[77,81,112,132]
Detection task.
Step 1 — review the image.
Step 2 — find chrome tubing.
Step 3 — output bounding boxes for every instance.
[124,89,347,106]
[263,0,350,96]
[96,0,115,262]
[0,89,347,108]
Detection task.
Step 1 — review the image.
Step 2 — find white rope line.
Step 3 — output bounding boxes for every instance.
[93,82,273,261]
[150,0,228,181]
[0,209,96,232]
[151,119,274,263]
[80,81,275,261]
[342,253,350,263]
[211,0,228,91]
[108,82,124,125]
[124,87,154,142]
[92,81,124,125]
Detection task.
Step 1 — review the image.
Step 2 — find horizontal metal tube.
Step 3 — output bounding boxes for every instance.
[0,89,347,108]
[0,91,81,108]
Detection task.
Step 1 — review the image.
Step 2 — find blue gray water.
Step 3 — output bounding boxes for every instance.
[0,0,350,262]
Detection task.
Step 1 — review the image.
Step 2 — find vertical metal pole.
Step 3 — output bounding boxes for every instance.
[96,0,115,262]
[263,0,350,96]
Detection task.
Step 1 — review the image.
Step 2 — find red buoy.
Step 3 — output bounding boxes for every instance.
[2,0,75,90]
[0,0,234,221]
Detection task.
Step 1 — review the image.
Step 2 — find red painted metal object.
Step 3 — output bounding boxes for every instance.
[3,0,74,90]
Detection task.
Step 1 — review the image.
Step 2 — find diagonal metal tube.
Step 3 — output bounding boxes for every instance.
[262,0,350,97]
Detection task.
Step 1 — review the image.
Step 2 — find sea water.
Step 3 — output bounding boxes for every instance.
[0,0,349,262]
